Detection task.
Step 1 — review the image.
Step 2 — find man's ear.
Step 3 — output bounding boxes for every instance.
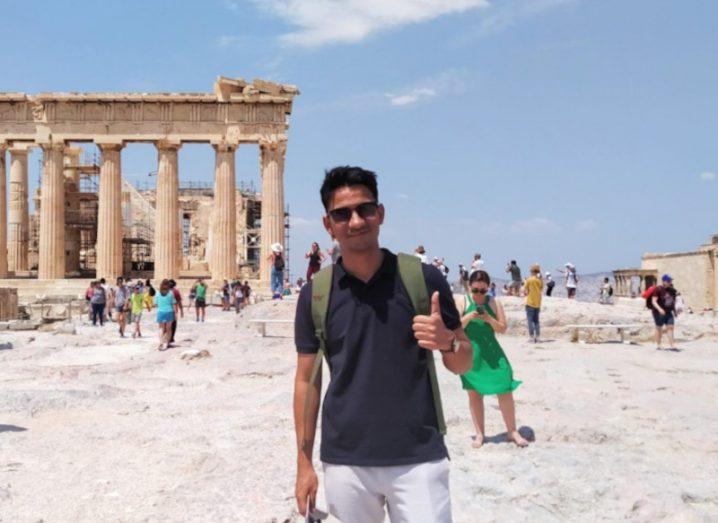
[378,203,385,225]
[323,215,333,239]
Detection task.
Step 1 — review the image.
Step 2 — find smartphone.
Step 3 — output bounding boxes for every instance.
[474,305,485,314]
[306,497,328,522]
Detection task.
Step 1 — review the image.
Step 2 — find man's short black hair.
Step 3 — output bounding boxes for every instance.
[320,166,378,211]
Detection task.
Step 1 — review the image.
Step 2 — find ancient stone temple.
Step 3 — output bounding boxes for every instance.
[0,76,298,287]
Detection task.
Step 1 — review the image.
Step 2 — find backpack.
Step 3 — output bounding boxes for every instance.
[274,254,285,271]
[642,285,656,310]
[608,285,613,297]
[301,253,447,448]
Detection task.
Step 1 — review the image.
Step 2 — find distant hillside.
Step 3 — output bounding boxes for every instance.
[452,271,614,303]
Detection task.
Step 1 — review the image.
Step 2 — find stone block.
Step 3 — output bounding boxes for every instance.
[0,288,19,321]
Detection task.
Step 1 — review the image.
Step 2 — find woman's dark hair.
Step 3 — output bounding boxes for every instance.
[320,166,378,210]
[469,270,491,285]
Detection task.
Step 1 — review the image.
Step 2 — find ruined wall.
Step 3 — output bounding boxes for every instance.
[641,250,715,311]
[0,287,19,320]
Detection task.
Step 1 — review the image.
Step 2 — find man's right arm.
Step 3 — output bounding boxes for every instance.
[294,353,320,516]
[652,295,665,315]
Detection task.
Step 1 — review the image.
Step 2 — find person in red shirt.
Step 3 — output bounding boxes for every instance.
[168,279,184,347]
[650,274,678,350]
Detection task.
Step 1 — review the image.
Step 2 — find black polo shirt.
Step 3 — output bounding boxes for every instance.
[295,249,460,466]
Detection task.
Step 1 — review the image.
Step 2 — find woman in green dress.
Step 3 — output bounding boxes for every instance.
[454,270,528,448]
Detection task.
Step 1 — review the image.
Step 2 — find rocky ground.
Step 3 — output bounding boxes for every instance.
[0,296,716,522]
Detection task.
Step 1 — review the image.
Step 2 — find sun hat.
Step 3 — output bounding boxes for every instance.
[271,243,283,253]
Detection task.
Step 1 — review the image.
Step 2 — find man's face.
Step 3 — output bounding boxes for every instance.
[663,279,672,287]
[322,185,384,254]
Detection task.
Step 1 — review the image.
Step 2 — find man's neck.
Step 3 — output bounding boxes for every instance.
[340,245,384,283]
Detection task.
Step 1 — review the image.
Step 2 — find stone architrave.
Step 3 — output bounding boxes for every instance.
[0,144,7,278]
[210,142,237,281]
[38,142,66,279]
[96,143,124,280]
[154,142,181,281]
[259,137,287,288]
[7,146,30,274]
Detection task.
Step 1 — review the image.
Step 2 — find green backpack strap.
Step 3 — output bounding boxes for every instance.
[397,253,447,435]
[302,264,333,448]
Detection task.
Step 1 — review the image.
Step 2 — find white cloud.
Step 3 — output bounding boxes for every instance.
[386,87,436,107]
[216,35,239,47]
[251,0,490,48]
[396,193,409,199]
[385,69,469,108]
[291,216,323,231]
[509,217,561,235]
[700,171,716,181]
[477,0,577,36]
[221,0,241,11]
[575,218,598,232]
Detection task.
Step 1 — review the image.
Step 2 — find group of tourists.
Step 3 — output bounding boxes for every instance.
[219,278,251,313]
[84,275,240,351]
[293,166,528,523]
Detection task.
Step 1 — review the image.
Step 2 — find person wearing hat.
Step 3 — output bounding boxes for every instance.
[563,263,579,299]
[268,243,285,297]
[414,245,428,264]
[545,271,555,296]
[650,274,679,350]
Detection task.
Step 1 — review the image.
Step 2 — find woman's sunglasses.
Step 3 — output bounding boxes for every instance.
[471,288,488,294]
[327,201,379,223]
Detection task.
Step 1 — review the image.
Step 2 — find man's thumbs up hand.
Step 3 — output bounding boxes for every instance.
[413,291,455,351]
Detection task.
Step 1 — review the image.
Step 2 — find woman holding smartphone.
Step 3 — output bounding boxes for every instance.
[455,270,528,448]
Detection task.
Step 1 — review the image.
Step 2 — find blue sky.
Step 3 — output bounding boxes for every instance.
[2,0,716,279]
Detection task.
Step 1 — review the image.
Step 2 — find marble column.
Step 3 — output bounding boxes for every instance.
[95,143,124,280]
[7,146,30,274]
[210,142,237,281]
[259,138,286,289]
[38,142,66,279]
[0,145,7,278]
[154,142,181,281]
[64,147,82,275]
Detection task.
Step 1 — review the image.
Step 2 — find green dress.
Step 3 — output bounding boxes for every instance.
[460,294,522,395]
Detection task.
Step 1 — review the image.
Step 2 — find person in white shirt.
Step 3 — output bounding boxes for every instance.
[414,245,428,264]
[470,253,484,274]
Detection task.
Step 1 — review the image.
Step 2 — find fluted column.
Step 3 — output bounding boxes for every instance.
[8,146,30,274]
[259,138,287,288]
[38,142,66,279]
[0,145,7,278]
[210,142,237,281]
[95,143,124,280]
[154,142,181,280]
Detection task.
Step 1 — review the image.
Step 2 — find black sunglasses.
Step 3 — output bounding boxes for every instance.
[471,288,488,294]
[327,201,379,223]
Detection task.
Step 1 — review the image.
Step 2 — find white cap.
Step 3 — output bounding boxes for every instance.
[271,243,283,253]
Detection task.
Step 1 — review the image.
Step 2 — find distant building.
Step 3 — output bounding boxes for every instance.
[614,234,718,311]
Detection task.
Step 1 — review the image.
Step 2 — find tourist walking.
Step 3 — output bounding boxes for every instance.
[130,284,145,338]
[242,280,251,308]
[112,277,131,337]
[221,279,231,311]
[268,243,285,296]
[562,263,579,298]
[523,264,543,343]
[153,279,177,351]
[143,279,155,312]
[89,281,106,326]
[293,166,472,522]
[649,274,679,350]
[505,260,522,296]
[194,278,207,322]
[454,270,528,448]
[458,263,470,293]
[234,283,244,313]
[414,245,428,263]
[599,277,613,304]
[545,271,555,296]
[470,253,484,275]
[305,242,326,281]
[168,279,184,346]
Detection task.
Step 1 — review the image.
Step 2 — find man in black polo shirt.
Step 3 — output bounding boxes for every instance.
[293,166,472,522]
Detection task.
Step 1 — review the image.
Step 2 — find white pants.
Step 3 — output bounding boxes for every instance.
[322,458,452,523]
